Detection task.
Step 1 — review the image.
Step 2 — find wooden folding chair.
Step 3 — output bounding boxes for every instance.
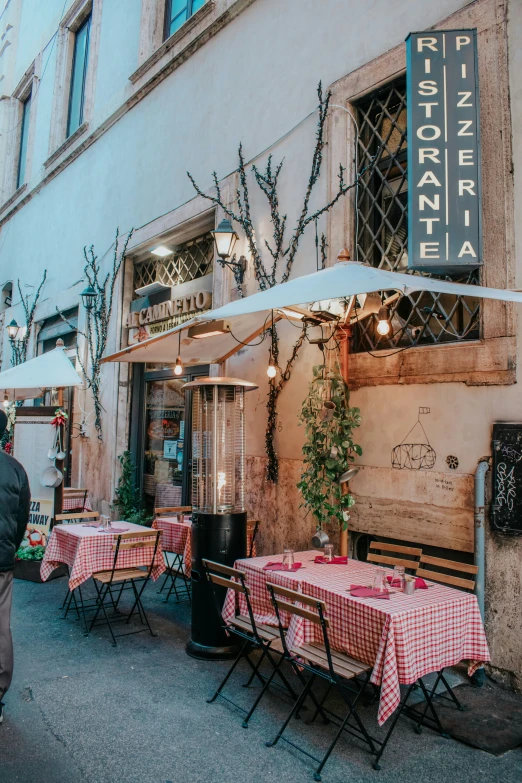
[155,506,192,604]
[202,559,299,728]
[367,541,422,573]
[414,554,479,723]
[89,529,162,646]
[62,488,89,514]
[246,519,260,558]
[265,583,382,779]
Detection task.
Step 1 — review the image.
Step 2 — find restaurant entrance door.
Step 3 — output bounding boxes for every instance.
[130,364,209,513]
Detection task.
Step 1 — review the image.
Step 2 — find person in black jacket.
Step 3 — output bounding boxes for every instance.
[0,409,30,723]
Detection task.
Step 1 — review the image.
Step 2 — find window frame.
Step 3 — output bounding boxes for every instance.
[163,0,206,41]
[16,91,32,190]
[47,0,101,161]
[66,13,92,138]
[326,0,516,388]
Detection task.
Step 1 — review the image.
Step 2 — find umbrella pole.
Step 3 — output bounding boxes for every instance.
[337,321,352,558]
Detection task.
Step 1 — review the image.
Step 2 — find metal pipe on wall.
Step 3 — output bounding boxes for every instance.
[474,457,490,621]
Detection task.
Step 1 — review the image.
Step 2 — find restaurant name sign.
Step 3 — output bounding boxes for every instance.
[125,288,212,342]
[406,30,482,273]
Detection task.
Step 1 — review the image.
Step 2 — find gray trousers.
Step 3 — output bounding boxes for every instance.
[0,571,13,703]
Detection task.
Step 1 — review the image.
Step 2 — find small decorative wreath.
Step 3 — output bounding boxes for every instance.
[446,455,459,470]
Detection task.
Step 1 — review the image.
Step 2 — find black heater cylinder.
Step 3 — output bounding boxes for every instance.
[186,511,246,659]
[183,377,258,661]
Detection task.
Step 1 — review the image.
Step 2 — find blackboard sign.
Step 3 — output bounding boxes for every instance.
[492,423,522,535]
[406,29,482,273]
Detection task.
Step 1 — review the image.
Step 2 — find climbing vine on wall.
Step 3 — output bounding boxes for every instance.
[10,271,47,366]
[59,228,133,439]
[297,360,362,531]
[188,83,377,482]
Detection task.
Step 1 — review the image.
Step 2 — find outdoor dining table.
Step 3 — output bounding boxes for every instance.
[40,521,166,590]
[153,516,257,578]
[222,550,490,725]
[62,495,93,513]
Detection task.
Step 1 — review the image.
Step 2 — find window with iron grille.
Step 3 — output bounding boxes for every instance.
[353,77,480,352]
[134,232,214,292]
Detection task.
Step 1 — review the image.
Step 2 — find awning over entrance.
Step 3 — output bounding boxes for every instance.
[0,345,83,401]
[102,261,522,366]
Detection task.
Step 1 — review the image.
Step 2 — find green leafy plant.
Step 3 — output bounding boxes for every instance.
[297,362,362,531]
[113,451,152,526]
[16,545,46,561]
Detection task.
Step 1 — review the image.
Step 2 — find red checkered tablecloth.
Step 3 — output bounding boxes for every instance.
[40,523,165,590]
[222,551,490,725]
[62,496,93,512]
[153,516,257,579]
[153,516,192,576]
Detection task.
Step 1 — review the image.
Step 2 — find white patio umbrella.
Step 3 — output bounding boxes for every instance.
[0,344,83,401]
[196,261,522,321]
[102,261,522,367]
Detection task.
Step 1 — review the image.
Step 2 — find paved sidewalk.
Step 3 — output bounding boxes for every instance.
[0,575,521,783]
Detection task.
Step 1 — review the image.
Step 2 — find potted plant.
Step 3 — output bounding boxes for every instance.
[13,544,66,583]
[297,361,362,544]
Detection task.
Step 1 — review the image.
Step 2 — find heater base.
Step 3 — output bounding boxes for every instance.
[185,638,238,660]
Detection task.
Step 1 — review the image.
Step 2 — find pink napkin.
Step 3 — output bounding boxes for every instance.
[314,555,348,565]
[263,561,302,572]
[350,585,390,599]
[111,525,129,533]
[385,576,428,589]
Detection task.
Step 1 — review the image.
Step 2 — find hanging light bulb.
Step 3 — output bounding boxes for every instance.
[267,357,277,379]
[376,305,391,336]
[173,330,183,376]
[3,392,10,408]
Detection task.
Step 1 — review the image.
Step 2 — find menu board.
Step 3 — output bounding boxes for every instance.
[13,415,56,548]
[492,423,522,535]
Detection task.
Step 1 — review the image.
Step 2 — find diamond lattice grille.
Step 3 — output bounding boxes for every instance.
[134,232,214,292]
[353,78,480,352]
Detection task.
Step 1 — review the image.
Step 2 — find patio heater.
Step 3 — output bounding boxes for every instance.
[184,377,258,659]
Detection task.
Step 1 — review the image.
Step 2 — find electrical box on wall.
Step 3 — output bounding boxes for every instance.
[491,423,522,535]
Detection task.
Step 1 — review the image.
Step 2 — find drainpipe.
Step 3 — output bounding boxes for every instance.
[474,457,490,621]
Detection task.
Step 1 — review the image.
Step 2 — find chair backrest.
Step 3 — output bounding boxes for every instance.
[367,541,422,572]
[417,555,478,591]
[109,529,162,582]
[55,511,99,525]
[202,559,266,643]
[267,583,334,676]
[267,583,329,628]
[63,488,88,499]
[247,520,260,558]
[155,506,191,516]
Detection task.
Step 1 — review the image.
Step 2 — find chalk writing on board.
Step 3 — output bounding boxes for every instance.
[492,423,522,535]
[496,463,516,512]
[500,445,522,464]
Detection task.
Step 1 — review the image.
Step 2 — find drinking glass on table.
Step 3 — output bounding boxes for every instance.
[392,565,405,589]
[282,549,295,570]
[323,544,334,562]
[372,569,386,593]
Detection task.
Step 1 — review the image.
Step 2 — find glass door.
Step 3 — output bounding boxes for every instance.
[136,365,208,513]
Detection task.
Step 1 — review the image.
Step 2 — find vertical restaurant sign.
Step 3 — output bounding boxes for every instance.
[406,30,482,273]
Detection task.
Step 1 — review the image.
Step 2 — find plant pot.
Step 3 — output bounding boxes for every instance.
[13,560,67,583]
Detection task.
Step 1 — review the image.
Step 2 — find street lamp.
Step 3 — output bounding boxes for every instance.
[6,319,20,340]
[80,285,97,311]
[211,219,247,285]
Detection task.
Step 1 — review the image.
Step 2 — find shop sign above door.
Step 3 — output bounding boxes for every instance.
[125,287,212,344]
[406,30,482,273]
